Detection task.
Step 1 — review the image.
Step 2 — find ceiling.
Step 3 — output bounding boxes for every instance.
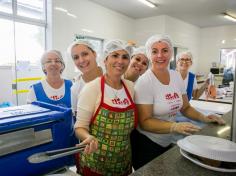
[89,0,236,28]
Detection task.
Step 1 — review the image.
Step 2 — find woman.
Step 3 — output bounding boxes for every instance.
[131,34,225,170]
[74,39,136,175]
[176,51,209,100]
[68,39,103,114]
[27,50,72,108]
[124,46,149,82]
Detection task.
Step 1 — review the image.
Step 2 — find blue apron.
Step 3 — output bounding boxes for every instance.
[186,72,195,100]
[33,79,72,108]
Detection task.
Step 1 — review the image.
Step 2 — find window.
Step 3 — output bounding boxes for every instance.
[220,48,236,70]
[220,48,236,85]
[0,0,47,66]
[0,18,14,65]
[0,0,48,105]
[0,0,12,14]
[15,22,45,65]
[17,0,45,20]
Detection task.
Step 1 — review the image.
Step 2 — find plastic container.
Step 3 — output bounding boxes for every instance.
[177,135,236,162]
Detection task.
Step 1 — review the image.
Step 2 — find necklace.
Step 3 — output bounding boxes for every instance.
[112,88,119,99]
[104,74,122,99]
[107,86,119,99]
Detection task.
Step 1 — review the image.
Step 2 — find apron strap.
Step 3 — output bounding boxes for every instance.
[187,72,195,100]
[101,75,105,103]
[121,79,138,128]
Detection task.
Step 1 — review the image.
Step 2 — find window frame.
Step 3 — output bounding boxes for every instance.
[0,0,47,27]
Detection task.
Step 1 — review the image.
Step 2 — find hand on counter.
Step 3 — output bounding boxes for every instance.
[171,122,201,135]
[77,135,98,154]
[203,114,226,125]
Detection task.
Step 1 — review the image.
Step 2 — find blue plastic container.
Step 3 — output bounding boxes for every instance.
[0,101,75,176]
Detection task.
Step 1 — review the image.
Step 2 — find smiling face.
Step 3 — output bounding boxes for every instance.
[150,41,172,70]
[71,44,97,74]
[176,53,192,72]
[129,54,149,76]
[104,49,130,78]
[43,52,63,76]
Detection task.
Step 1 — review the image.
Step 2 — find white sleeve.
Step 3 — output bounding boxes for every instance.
[134,75,154,104]
[74,107,93,130]
[26,87,36,104]
[71,84,78,113]
[193,77,198,90]
[75,80,99,129]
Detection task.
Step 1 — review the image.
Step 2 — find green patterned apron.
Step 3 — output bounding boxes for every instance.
[77,76,137,176]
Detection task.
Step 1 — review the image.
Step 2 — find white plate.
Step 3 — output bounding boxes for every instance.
[190,100,232,114]
[177,135,236,162]
[180,149,236,173]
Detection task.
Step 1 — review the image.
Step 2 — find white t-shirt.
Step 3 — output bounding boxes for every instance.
[74,77,134,130]
[183,72,197,91]
[71,75,86,113]
[27,80,65,103]
[135,69,186,147]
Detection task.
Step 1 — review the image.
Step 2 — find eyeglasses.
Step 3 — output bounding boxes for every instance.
[45,60,62,64]
[179,58,192,63]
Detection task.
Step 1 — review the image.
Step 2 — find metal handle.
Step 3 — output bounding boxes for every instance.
[45,144,86,156]
[28,144,86,164]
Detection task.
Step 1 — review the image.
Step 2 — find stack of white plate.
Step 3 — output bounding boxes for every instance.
[177,135,236,172]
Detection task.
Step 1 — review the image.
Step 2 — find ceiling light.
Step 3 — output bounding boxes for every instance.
[82,29,94,33]
[67,12,77,18]
[222,40,225,44]
[54,7,68,13]
[137,0,157,8]
[223,13,236,22]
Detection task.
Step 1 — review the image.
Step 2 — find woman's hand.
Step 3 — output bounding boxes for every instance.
[171,122,201,135]
[78,135,98,154]
[203,114,226,125]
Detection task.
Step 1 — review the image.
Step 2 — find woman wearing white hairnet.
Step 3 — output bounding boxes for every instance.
[131,34,225,170]
[68,39,103,115]
[176,51,209,100]
[124,46,149,82]
[27,50,72,108]
[74,39,137,175]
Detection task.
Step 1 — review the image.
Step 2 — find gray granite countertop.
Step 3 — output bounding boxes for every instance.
[130,111,235,176]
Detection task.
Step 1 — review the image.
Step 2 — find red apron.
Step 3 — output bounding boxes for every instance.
[75,76,137,176]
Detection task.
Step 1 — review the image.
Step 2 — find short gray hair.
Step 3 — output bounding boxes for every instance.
[176,51,193,62]
[41,50,65,74]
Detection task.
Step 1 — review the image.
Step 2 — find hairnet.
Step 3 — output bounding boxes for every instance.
[41,50,65,74]
[145,34,173,59]
[103,39,133,60]
[67,39,95,58]
[131,46,147,57]
[132,46,149,67]
[176,51,193,62]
